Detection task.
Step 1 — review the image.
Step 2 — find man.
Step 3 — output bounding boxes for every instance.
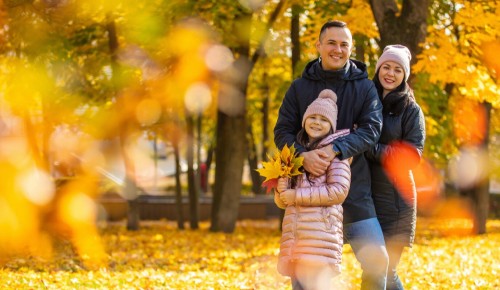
[274,20,388,289]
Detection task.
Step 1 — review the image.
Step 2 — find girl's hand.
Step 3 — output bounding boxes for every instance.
[274,191,286,209]
[280,189,296,206]
[277,177,289,193]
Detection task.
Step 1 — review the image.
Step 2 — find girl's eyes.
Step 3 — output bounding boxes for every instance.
[309,116,328,122]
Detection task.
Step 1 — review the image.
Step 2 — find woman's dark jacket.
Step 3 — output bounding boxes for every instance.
[274,59,383,224]
[365,96,425,246]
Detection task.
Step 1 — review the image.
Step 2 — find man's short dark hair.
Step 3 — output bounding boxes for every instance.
[319,20,348,40]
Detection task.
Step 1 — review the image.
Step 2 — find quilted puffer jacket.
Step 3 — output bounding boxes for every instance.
[274,132,351,277]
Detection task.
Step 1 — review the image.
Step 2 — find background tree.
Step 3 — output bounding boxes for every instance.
[370,0,429,75]
[413,0,500,234]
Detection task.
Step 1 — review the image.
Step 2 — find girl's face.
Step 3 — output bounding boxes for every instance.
[304,114,332,141]
[378,61,405,97]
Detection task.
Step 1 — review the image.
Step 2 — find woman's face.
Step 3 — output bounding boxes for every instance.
[304,114,332,141]
[378,61,405,96]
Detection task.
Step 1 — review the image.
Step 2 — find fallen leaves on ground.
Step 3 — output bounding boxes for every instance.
[0,218,499,289]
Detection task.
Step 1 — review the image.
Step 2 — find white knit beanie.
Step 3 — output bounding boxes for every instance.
[375,44,412,81]
[302,89,338,131]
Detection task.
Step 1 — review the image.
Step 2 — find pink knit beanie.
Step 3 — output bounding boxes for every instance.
[302,89,338,131]
[375,44,412,81]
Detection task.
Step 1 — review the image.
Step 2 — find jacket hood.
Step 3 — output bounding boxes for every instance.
[302,58,368,82]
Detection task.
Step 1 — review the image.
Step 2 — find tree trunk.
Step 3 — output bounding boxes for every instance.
[291,4,301,77]
[211,0,285,233]
[152,133,159,190]
[247,124,262,194]
[354,33,367,63]
[118,123,140,231]
[370,0,429,84]
[472,179,490,235]
[462,102,491,234]
[186,114,199,229]
[261,73,269,163]
[107,17,140,230]
[123,175,140,231]
[173,141,185,230]
[210,109,247,233]
[210,55,250,232]
[204,143,214,193]
[196,113,203,195]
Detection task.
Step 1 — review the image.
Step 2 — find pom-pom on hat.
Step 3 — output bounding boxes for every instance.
[302,89,338,131]
[375,44,412,81]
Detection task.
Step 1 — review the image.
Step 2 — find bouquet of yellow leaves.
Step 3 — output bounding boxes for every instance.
[256,144,304,193]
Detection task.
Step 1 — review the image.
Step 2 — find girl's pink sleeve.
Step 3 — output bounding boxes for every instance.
[274,191,287,209]
[294,158,351,206]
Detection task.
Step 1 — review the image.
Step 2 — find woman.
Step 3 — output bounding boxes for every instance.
[366,45,426,290]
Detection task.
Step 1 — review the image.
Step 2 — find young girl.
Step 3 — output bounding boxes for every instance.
[275,89,352,290]
[367,44,426,290]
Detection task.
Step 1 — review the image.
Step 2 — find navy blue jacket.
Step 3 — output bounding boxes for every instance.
[366,99,425,246]
[274,58,383,223]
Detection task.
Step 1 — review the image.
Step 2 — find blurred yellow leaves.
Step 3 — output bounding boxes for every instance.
[451,98,488,146]
[415,1,500,108]
[135,98,161,126]
[482,40,500,80]
[1,60,55,114]
[0,163,41,257]
[0,218,499,289]
[342,0,378,39]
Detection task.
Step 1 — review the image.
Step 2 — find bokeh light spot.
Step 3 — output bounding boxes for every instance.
[18,168,55,206]
[448,147,489,190]
[184,82,212,114]
[205,44,234,72]
[60,192,97,224]
[382,141,421,202]
[136,98,162,126]
[238,0,266,11]
[412,160,443,216]
[0,136,31,168]
[218,84,245,116]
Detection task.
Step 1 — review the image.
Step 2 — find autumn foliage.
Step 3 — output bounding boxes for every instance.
[256,144,303,193]
[0,218,499,289]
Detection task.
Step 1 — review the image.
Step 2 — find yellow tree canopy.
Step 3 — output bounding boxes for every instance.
[414,0,500,108]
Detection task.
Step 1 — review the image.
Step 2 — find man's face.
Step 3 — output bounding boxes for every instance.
[316,27,353,71]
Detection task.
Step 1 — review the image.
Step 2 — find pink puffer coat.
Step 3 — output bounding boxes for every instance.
[274,132,351,277]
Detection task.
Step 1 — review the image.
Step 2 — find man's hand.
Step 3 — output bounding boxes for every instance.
[280,189,296,206]
[320,146,336,161]
[301,149,331,176]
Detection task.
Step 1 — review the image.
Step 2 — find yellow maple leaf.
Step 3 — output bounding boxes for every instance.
[256,144,303,193]
[256,156,282,182]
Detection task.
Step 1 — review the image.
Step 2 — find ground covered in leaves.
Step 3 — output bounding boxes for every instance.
[1,218,499,289]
